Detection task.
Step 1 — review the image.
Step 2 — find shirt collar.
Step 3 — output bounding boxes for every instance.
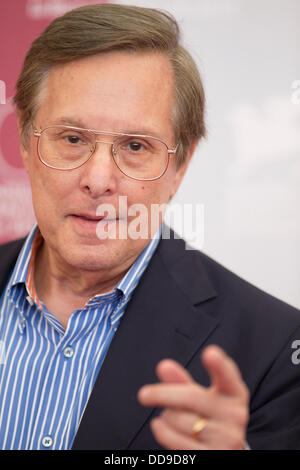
[9,223,39,287]
[9,222,162,308]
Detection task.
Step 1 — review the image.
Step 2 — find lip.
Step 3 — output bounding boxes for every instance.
[71,213,105,221]
[69,213,118,233]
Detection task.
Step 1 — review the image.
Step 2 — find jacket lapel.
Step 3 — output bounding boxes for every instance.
[72,235,219,450]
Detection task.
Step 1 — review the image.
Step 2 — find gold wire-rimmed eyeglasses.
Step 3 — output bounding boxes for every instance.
[33,124,178,181]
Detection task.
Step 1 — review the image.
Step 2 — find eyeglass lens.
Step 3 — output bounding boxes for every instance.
[38,126,169,180]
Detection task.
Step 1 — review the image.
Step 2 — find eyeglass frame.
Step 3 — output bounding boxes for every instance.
[32,124,178,181]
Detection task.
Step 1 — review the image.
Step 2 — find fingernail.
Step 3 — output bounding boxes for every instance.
[138,386,150,402]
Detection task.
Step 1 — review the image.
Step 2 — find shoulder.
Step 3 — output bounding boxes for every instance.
[0,237,26,292]
[0,237,26,263]
[199,249,300,333]
[158,234,300,331]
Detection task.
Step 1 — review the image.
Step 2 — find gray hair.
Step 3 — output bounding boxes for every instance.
[14,3,206,167]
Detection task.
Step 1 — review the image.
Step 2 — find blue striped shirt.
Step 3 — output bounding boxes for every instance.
[0,224,161,449]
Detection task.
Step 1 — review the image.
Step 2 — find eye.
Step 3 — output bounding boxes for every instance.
[125,140,147,152]
[65,135,82,145]
[130,141,142,151]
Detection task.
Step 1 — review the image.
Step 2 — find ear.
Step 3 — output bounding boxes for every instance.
[17,114,30,173]
[169,139,198,199]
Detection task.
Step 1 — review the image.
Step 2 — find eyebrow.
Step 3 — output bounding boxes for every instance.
[53,117,89,128]
[51,116,167,140]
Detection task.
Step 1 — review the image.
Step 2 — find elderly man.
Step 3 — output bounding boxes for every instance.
[0,4,299,451]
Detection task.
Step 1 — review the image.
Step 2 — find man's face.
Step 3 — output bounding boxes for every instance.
[20,51,192,273]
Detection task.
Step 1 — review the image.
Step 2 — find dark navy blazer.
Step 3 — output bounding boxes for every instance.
[1,234,300,450]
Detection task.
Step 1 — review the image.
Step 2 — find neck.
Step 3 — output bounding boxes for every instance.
[33,241,135,326]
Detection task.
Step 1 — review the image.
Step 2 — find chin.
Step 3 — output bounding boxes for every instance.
[60,241,115,271]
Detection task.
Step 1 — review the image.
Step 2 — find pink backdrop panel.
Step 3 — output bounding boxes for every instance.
[0,0,108,244]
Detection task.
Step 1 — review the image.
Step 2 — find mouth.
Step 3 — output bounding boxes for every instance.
[71,213,106,222]
[69,213,119,235]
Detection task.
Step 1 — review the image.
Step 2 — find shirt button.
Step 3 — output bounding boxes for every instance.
[63,346,74,358]
[41,436,53,448]
[26,295,34,306]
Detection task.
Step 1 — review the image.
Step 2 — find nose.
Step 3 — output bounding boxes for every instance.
[79,140,118,199]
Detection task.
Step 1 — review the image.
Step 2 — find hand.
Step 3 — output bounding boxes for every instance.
[137,345,249,450]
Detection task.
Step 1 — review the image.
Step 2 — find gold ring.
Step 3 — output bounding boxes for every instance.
[191,416,208,440]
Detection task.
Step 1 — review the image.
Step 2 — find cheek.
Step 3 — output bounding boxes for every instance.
[131,178,174,209]
[29,163,73,215]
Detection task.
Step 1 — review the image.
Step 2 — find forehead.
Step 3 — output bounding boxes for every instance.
[36,51,175,136]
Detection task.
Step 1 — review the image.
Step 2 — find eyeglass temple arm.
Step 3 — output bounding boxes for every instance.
[168,144,178,154]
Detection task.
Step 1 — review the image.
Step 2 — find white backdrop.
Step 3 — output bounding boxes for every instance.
[120,0,300,309]
[0,0,299,309]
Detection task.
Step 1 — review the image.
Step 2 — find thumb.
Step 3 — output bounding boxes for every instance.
[155,359,195,384]
[201,345,248,400]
